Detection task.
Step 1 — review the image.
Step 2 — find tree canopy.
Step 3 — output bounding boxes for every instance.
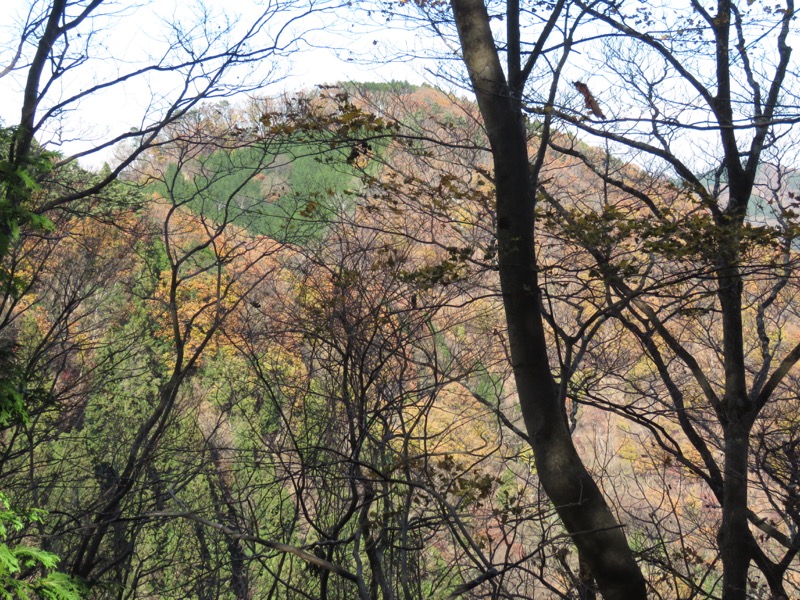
[1,1,800,599]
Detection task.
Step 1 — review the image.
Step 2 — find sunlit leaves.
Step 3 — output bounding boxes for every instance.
[0,495,84,600]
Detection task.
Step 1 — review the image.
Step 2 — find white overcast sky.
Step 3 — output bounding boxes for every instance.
[0,0,432,166]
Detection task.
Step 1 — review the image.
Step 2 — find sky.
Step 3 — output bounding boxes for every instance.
[0,0,433,167]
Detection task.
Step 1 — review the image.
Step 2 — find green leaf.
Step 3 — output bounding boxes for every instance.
[0,544,20,576]
[34,572,86,600]
[14,546,60,570]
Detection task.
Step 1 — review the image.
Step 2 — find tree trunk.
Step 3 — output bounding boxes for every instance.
[719,423,752,600]
[449,0,646,598]
[717,247,753,600]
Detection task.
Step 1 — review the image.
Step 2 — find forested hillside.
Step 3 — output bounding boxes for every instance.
[2,1,800,599]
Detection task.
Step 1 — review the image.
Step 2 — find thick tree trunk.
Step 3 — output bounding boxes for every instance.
[449,0,646,598]
[719,423,752,600]
[717,240,753,600]
[713,189,753,599]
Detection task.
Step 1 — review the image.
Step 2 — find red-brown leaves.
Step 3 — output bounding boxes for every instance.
[574,81,606,119]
